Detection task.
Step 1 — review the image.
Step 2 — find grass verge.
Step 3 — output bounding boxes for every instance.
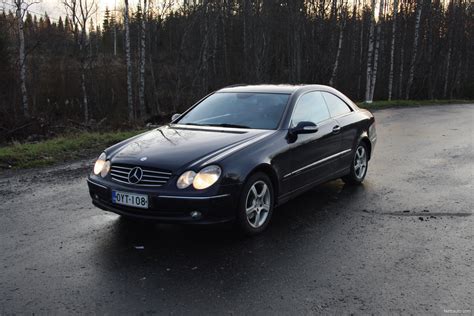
[0,130,144,169]
[357,99,473,110]
[1,100,472,170]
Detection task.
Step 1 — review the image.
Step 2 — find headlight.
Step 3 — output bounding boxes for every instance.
[93,153,110,177]
[177,170,196,189]
[177,165,222,190]
[193,165,221,190]
[101,160,111,177]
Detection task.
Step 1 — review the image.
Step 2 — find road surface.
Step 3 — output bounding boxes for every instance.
[1,104,473,314]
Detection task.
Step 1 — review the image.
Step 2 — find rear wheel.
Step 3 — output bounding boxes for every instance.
[236,172,274,235]
[342,142,368,184]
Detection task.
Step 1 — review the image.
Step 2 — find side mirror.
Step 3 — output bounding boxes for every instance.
[290,121,318,135]
[171,113,181,122]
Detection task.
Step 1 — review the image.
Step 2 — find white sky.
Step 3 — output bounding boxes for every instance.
[1,0,138,23]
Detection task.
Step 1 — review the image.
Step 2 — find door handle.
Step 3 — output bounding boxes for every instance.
[332,125,341,134]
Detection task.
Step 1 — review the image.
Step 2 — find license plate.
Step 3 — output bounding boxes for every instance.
[112,190,149,209]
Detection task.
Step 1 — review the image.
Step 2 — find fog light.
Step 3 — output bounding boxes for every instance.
[190,211,202,219]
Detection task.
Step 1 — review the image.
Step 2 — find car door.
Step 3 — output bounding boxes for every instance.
[286,91,342,192]
[321,91,359,172]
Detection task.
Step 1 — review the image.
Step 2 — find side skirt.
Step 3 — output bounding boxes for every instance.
[276,167,350,206]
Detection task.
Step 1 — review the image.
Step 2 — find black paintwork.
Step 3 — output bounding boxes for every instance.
[88,84,376,223]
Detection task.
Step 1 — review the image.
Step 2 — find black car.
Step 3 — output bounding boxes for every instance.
[87,84,376,235]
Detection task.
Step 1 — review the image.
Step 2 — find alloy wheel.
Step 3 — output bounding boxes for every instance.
[354,146,367,179]
[245,180,271,228]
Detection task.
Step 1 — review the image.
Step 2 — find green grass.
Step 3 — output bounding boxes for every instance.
[357,99,473,110]
[0,130,144,169]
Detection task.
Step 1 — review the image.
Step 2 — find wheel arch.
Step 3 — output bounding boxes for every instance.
[359,135,372,160]
[245,163,280,204]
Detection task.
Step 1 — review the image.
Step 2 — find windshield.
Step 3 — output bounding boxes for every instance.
[176,92,290,130]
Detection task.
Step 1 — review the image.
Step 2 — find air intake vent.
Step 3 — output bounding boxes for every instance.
[110,164,172,187]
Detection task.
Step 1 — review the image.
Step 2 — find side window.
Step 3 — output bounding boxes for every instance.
[322,92,352,117]
[291,91,330,127]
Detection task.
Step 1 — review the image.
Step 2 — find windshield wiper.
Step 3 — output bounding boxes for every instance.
[183,123,205,126]
[204,123,250,129]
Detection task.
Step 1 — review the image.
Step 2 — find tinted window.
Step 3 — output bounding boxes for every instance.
[322,92,352,117]
[177,92,289,130]
[291,91,330,127]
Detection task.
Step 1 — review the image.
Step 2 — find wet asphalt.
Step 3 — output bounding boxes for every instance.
[0,104,473,314]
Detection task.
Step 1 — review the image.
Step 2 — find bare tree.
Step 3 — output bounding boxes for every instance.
[387,0,399,100]
[397,2,406,99]
[405,0,423,99]
[138,0,148,120]
[329,2,347,87]
[63,0,97,122]
[443,45,451,98]
[13,0,38,118]
[364,0,376,102]
[124,0,133,121]
[368,0,384,101]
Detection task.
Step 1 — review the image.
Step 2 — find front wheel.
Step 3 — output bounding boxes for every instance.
[342,142,369,184]
[236,172,274,235]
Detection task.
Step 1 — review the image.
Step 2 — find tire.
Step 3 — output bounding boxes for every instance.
[236,172,274,236]
[342,142,369,185]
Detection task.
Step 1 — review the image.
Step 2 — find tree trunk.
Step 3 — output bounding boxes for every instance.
[356,0,364,100]
[242,0,249,79]
[138,0,147,120]
[113,20,117,56]
[221,7,229,81]
[405,0,422,99]
[149,52,160,115]
[443,44,451,98]
[124,0,134,121]
[397,10,406,99]
[369,0,384,101]
[79,29,88,122]
[15,1,29,118]
[387,0,398,100]
[329,19,344,86]
[364,0,376,102]
[80,65,88,122]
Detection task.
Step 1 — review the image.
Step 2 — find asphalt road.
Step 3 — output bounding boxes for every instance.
[1,104,473,314]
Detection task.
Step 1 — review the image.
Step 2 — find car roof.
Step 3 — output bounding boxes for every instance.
[217,84,333,94]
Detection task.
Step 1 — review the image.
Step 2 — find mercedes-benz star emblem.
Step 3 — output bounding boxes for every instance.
[128,167,143,184]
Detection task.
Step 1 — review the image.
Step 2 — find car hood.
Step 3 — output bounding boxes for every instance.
[109,125,274,173]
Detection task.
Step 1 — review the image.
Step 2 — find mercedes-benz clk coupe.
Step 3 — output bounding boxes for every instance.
[87,85,376,235]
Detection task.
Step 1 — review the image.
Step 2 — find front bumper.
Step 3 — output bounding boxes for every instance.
[87,177,240,224]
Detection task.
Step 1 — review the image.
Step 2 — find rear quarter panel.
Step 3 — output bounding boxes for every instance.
[335,109,375,170]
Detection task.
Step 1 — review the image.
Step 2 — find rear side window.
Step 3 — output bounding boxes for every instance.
[322,92,352,117]
[291,91,330,127]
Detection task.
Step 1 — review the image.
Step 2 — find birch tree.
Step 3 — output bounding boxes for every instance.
[63,0,97,122]
[405,0,423,99]
[329,3,347,87]
[368,0,384,101]
[124,0,134,121]
[138,0,148,120]
[13,0,37,118]
[387,0,398,100]
[397,2,406,99]
[364,0,376,102]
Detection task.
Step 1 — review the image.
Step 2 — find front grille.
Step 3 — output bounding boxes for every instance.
[110,164,172,187]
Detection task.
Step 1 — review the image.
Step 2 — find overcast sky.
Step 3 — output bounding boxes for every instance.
[1,0,132,22]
